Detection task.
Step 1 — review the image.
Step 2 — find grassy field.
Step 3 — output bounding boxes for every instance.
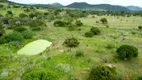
[0,2,142,80]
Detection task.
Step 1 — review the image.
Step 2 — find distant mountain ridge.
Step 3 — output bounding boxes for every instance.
[126,6,142,11]
[66,2,130,11]
[6,1,142,11]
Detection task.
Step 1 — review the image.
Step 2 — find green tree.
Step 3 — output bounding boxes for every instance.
[100,18,108,24]
[63,37,79,47]
[85,31,94,37]
[88,66,116,80]
[75,20,83,26]
[138,26,142,30]
[90,27,100,35]
[116,45,138,60]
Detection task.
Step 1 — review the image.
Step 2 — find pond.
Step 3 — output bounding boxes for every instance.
[17,39,52,55]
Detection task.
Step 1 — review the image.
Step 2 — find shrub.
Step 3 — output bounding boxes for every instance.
[22,70,58,80]
[0,30,5,37]
[19,13,28,18]
[54,20,67,27]
[90,27,100,35]
[68,24,76,31]
[63,37,79,47]
[75,20,83,26]
[14,27,27,32]
[88,66,116,80]
[22,30,34,39]
[4,31,24,43]
[116,45,138,60]
[75,50,84,57]
[85,31,94,37]
[100,18,108,24]
[29,20,45,31]
[7,11,13,15]
[0,36,6,44]
[138,26,142,30]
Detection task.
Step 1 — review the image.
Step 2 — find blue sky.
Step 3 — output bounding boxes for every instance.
[8,0,142,7]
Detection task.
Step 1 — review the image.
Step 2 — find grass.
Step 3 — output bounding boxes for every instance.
[0,2,142,80]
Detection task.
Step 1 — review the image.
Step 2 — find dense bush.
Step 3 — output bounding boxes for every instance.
[7,11,13,15]
[22,30,34,39]
[88,66,116,80]
[63,37,79,47]
[100,18,108,24]
[0,30,5,37]
[4,31,24,43]
[53,20,70,27]
[14,27,27,32]
[75,50,84,57]
[138,26,142,30]
[90,27,100,35]
[75,20,83,26]
[116,45,138,60]
[85,31,94,37]
[29,20,45,30]
[0,36,6,44]
[19,13,28,18]
[22,70,58,80]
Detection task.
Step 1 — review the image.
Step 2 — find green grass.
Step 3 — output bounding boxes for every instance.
[0,2,142,80]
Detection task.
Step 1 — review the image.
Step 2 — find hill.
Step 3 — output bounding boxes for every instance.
[127,6,142,11]
[66,2,130,11]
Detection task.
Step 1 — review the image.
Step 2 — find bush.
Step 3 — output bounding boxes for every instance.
[7,11,13,15]
[0,36,6,44]
[22,30,34,39]
[75,20,83,26]
[68,24,76,31]
[100,18,108,24]
[54,20,68,27]
[22,70,58,80]
[138,26,142,30]
[29,20,45,30]
[0,30,5,37]
[14,27,27,32]
[88,66,116,80]
[19,13,28,18]
[116,45,138,60]
[90,27,100,35]
[85,31,94,37]
[75,50,84,57]
[63,37,79,47]
[4,31,24,43]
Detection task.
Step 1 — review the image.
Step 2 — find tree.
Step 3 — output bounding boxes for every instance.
[22,70,58,80]
[116,45,138,60]
[4,31,24,43]
[100,18,108,24]
[90,27,100,35]
[138,26,142,30]
[63,37,79,47]
[7,11,13,15]
[85,31,94,37]
[29,20,46,31]
[88,66,116,80]
[0,30,5,37]
[19,13,28,18]
[22,30,34,39]
[75,20,83,26]
[14,27,27,32]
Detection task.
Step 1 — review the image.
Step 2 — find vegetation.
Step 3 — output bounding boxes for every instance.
[0,1,142,80]
[88,66,116,80]
[90,27,101,35]
[100,18,108,24]
[85,31,94,37]
[63,37,79,47]
[116,45,138,60]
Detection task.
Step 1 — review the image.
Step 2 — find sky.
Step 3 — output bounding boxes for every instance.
[8,0,142,7]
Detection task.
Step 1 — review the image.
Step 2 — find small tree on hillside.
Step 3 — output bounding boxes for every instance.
[90,27,100,35]
[63,37,79,47]
[116,45,138,60]
[138,26,142,30]
[75,20,83,26]
[85,31,94,37]
[88,66,117,80]
[100,18,108,24]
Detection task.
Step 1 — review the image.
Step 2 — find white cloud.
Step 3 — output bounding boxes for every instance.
[8,0,142,7]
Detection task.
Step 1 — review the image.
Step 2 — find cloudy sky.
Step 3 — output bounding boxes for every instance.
[8,0,142,7]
